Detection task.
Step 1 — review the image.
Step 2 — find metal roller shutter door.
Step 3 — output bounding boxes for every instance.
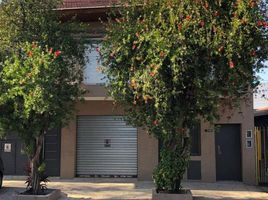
[76,116,137,177]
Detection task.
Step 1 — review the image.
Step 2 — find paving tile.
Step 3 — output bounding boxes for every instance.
[1,179,268,200]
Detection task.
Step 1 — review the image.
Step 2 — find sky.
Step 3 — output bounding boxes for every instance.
[258,66,268,82]
[254,61,268,109]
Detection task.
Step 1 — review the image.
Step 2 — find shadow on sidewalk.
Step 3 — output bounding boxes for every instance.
[0,186,24,193]
[194,197,267,200]
[64,199,150,200]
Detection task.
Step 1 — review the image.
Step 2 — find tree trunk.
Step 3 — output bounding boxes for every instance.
[172,178,181,193]
[30,134,44,195]
[164,127,191,193]
[31,159,40,194]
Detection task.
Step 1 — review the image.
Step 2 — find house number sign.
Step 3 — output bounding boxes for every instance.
[246,139,253,148]
[246,130,253,138]
[4,143,12,152]
[246,130,253,148]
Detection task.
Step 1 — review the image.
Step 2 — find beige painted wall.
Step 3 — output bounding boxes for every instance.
[60,100,158,180]
[197,97,255,184]
[61,118,77,178]
[60,19,256,182]
[138,128,158,180]
[61,85,255,183]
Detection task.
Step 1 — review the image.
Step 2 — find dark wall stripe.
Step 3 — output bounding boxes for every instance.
[0,129,61,176]
[44,128,61,176]
[187,160,201,180]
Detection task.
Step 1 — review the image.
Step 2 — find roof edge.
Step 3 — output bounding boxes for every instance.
[254,107,268,116]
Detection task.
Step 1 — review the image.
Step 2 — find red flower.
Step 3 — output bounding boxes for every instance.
[186,15,191,20]
[132,45,136,50]
[54,50,61,58]
[32,43,37,49]
[150,72,156,77]
[177,23,182,31]
[257,21,263,26]
[250,50,256,57]
[204,1,209,9]
[200,20,205,27]
[229,61,235,69]
[49,48,53,54]
[28,51,33,57]
[213,26,217,33]
[153,120,159,126]
[249,0,257,8]
[214,11,220,17]
[241,19,248,25]
[256,21,268,28]
[160,51,166,58]
[109,53,115,59]
[218,46,224,53]
[115,18,121,23]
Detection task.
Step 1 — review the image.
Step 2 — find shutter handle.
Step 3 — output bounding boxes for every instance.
[217,145,222,155]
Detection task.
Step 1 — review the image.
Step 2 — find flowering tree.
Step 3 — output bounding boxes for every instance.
[102,0,268,193]
[0,43,84,194]
[0,0,86,195]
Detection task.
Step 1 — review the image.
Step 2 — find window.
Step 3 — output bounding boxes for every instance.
[190,122,201,156]
[158,122,201,160]
[84,42,106,85]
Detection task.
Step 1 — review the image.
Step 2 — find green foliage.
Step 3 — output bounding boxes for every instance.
[0,42,84,153]
[0,0,86,194]
[0,0,86,63]
[0,0,86,145]
[153,146,190,192]
[26,162,50,192]
[102,0,268,192]
[38,163,46,174]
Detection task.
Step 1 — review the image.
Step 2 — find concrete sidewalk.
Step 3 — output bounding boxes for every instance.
[1,178,268,200]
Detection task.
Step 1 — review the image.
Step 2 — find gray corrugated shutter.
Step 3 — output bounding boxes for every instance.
[76,116,137,177]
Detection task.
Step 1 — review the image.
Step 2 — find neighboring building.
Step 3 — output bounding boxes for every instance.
[255,107,268,184]
[0,0,256,185]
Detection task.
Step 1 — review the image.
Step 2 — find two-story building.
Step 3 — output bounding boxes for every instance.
[0,0,256,185]
[57,0,256,184]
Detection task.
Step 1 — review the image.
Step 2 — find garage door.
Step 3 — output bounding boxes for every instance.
[76,116,137,177]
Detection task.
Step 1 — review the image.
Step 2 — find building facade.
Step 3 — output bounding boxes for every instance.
[58,1,256,183]
[0,0,257,185]
[60,91,255,184]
